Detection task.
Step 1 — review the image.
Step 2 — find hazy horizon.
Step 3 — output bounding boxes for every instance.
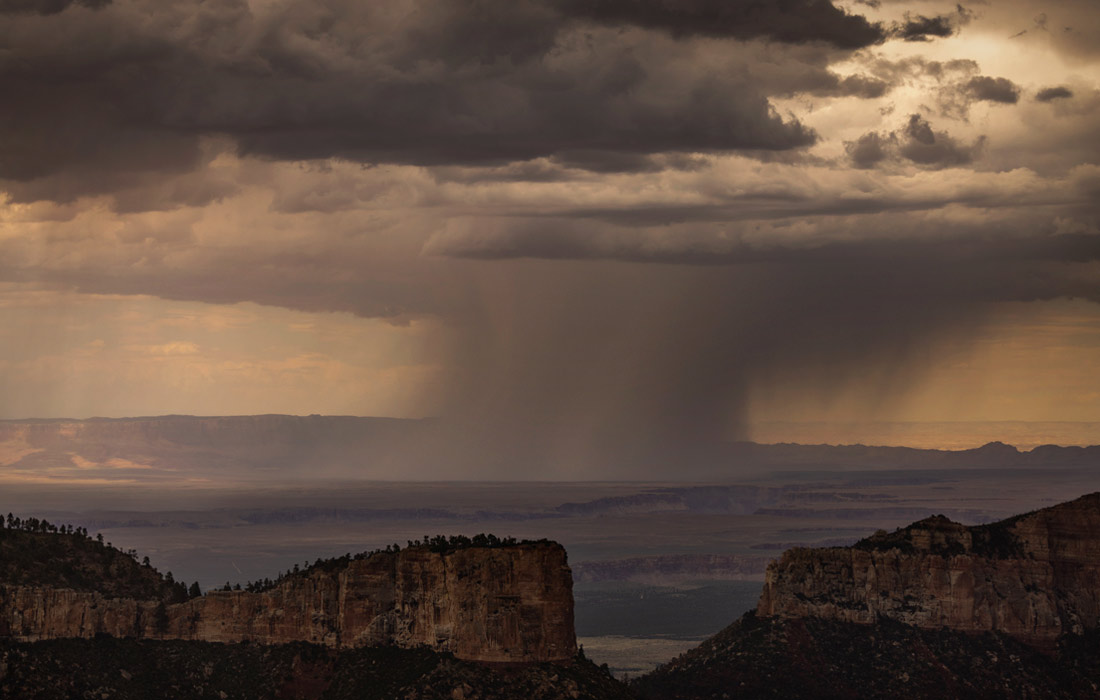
[2,414,1099,452]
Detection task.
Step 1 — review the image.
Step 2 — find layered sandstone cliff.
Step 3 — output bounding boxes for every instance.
[0,543,576,663]
[757,492,1100,647]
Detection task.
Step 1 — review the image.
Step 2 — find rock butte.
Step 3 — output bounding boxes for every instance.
[758,492,1100,648]
[0,543,577,664]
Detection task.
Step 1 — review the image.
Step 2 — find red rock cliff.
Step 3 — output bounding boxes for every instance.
[757,492,1100,647]
[0,543,576,663]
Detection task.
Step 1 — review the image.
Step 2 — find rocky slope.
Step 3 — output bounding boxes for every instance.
[636,493,1100,699]
[0,536,576,664]
[757,492,1100,647]
[634,612,1100,699]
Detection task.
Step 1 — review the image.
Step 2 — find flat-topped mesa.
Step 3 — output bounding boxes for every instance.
[757,492,1100,647]
[0,541,576,664]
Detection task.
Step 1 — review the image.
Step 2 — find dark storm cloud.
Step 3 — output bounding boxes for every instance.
[964,76,1020,104]
[894,14,954,41]
[890,6,973,42]
[846,114,983,168]
[899,114,982,166]
[834,74,891,98]
[0,0,108,14]
[431,218,1100,272]
[936,75,1020,119]
[554,0,885,48]
[0,0,904,202]
[1036,86,1074,102]
[846,132,894,168]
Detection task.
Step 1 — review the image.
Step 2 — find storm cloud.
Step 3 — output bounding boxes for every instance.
[555,0,885,47]
[964,76,1021,104]
[1036,86,1074,102]
[0,0,108,14]
[891,10,969,41]
[845,114,984,168]
[0,0,907,201]
[0,0,1098,476]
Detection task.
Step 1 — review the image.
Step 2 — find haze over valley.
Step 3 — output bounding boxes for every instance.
[2,415,1097,677]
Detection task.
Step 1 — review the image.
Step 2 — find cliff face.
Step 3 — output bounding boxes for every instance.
[757,492,1100,647]
[0,544,576,663]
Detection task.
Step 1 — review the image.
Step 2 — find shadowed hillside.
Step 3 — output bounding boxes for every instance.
[0,638,636,700]
[634,612,1100,699]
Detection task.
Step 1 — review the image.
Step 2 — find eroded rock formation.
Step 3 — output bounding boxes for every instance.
[757,492,1100,647]
[0,543,576,663]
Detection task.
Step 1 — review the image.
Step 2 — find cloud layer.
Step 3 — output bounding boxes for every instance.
[1,0,1098,475]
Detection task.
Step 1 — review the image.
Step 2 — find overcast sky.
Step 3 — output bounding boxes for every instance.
[1,0,1098,470]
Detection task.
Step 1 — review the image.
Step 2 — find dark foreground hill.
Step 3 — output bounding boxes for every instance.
[0,637,635,700]
[635,492,1100,699]
[633,612,1100,699]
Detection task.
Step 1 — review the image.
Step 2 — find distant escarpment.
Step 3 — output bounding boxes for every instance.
[758,492,1100,647]
[0,528,576,664]
[2,414,1098,484]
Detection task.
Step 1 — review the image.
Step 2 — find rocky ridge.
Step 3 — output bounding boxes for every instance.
[0,541,576,664]
[635,493,1100,699]
[757,492,1100,646]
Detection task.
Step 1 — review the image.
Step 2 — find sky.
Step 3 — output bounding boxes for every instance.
[1,0,1098,467]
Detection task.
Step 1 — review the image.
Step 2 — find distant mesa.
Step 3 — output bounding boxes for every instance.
[1,415,1098,483]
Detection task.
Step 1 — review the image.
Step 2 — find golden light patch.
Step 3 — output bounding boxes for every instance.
[0,434,43,466]
[68,454,157,471]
